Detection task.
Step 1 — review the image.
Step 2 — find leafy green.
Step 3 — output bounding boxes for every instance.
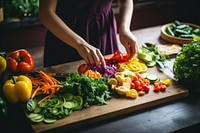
[173,37,200,93]
[58,71,113,108]
[193,34,200,42]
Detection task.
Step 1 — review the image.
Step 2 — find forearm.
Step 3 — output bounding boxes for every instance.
[39,1,86,49]
[118,0,133,32]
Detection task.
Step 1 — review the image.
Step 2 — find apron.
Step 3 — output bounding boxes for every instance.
[44,0,118,67]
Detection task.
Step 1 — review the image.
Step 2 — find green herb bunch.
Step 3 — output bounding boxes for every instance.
[58,71,113,108]
[173,35,200,93]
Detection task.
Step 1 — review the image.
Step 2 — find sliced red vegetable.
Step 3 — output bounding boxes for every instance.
[105,50,128,63]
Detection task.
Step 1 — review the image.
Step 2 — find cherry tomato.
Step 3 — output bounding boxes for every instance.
[132,75,138,82]
[160,85,167,91]
[154,85,161,91]
[136,73,143,79]
[144,79,150,85]
[138,79,145,87]
[142,84,150,92]
[134,80,141,89]
[130,82,135,89]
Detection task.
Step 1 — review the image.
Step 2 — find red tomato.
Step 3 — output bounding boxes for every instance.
[154,85,161,91]
[134,80,141,89]
[144,79,150,85]
[138,79,145,87]
[142,84,150,92]
[132,75,138,82]
[130,82,135,89]
[160,85,167,91]
[136,73,143,79]
[78,64,88,75]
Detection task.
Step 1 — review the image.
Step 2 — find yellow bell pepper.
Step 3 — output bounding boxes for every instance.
[3,75,32,103]
[0,54,7,75]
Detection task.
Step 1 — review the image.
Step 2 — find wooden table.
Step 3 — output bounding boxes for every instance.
[1,25,200,133]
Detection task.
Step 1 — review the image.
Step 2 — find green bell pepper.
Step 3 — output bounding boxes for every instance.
[0,96,7,117]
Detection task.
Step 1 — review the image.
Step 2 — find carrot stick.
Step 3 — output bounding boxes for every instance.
[31,86,41,98]
[39,70,54,85]
[38,95,52,104]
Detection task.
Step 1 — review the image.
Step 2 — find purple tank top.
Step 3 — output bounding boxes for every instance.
[44,0,119,67]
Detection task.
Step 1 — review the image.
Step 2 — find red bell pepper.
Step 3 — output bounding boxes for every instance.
[105,50,128,63]
[6,49,34,73]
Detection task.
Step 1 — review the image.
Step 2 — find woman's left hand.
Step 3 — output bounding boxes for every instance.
[119,29,138,59]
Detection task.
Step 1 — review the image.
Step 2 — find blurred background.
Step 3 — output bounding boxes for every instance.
[0,0,199,52]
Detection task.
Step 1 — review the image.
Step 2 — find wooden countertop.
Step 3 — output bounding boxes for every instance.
[1,25,200,133]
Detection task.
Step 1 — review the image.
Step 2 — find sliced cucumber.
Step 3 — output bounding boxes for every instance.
[33,114,43,120]
[27,99,36,112]
[146,61,156,67]
[138,53,153,63]
[141,73,149,79]
[72,96,83,110]
[44,118,57,124]
[31,117,44,123]
[28,113,39,119]
[33,107,42,113]
[63,101,77,109]
[30,114,44,123]
[146,74,159,84]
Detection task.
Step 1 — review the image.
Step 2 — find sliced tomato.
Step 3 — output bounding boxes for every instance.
[77,64,88,75]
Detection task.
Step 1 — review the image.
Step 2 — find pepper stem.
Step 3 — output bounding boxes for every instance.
[11,76,16,84]
[16,57,23,62]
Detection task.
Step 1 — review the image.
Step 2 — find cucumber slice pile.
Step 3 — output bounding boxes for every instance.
[26,93,83,124]
[137,48,159,67]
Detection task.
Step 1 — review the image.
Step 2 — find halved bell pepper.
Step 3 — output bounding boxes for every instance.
[3,75,32,103]
[6,49,34,73]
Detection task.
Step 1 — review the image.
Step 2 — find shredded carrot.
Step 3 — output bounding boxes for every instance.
[38,95,52,104]
[28,70,63,100]
[31,86,41,99]
[83,70,102,78]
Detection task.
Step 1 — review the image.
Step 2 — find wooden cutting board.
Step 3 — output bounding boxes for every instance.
[29,60,189,133]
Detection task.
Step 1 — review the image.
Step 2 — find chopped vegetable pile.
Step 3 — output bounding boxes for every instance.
[3,46,173,125]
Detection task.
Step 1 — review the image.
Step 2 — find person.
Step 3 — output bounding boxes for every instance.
[39,0,137,68]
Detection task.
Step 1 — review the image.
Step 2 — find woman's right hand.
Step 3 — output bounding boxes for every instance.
[76,42,106,68]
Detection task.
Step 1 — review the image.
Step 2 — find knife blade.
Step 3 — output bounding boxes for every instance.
[156,60,174,79]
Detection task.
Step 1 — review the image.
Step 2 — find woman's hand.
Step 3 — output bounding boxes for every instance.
[119,29,138,59]
[76,42,106,68]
